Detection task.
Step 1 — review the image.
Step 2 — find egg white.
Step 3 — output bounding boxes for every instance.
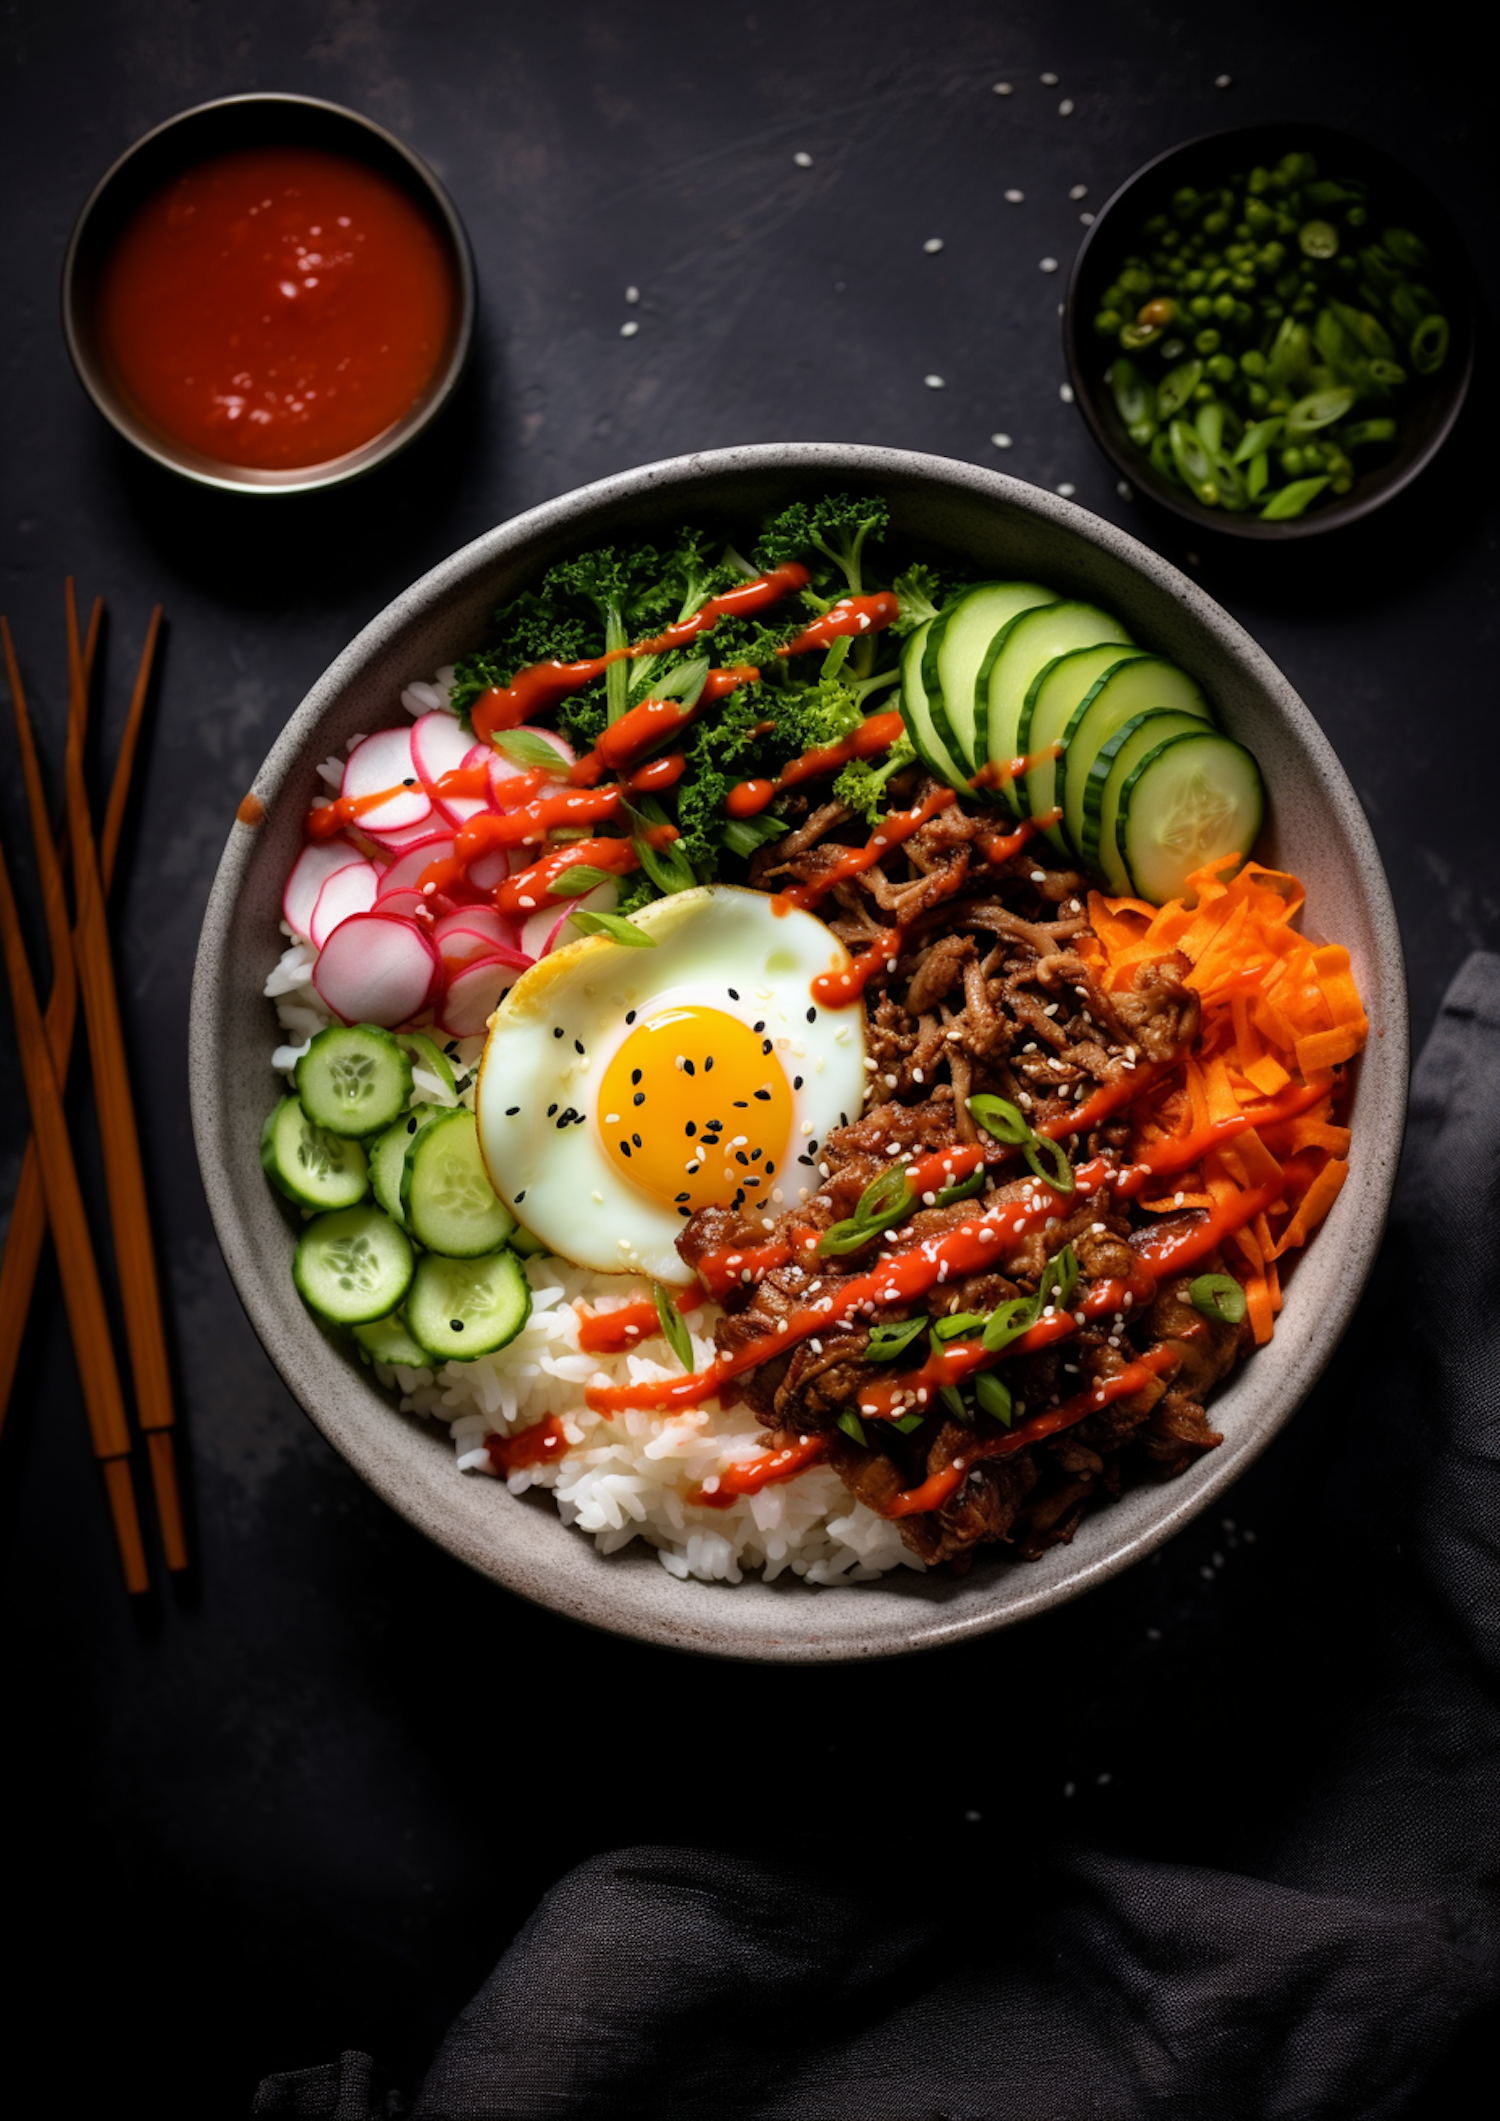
[475,885,867,1284]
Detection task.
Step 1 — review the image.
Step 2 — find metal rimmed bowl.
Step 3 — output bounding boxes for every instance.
[1064,124,1473,539]
[190,443,1408,1661]
[62,93,474,495]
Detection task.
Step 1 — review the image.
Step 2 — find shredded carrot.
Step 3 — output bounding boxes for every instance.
[1079,855,1370,1351]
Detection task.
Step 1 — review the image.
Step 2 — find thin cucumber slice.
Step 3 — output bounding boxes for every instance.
[921,582,1058,774]
[1117,731,1265,905]
[508,1225,551,1260]
[985,602,1133,815]
[402,1108,518,1257]
[406,1249,532,1363]
[295,1023,413,1138]
[899,618,969,791]
[294,1205,414,1326]
[1082,710,1211,891]
[1017,644,1149,848]
[370,1107,441,1226]
[260,1096,369,1211]
[352,1311,430,1369]
[1058,656,1213,861]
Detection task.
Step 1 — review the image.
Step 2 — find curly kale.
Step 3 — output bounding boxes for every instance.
[754,493,892,599]
[890,563,946,636]
[834,734,917,825]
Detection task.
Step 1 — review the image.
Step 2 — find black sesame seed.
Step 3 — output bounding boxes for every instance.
[839,1111,849,1126]
[705,1056,714,1071]
[753,1089,771,1101]
[798,1155,814,1167]
[762,1039,773,1055]
[633,1091,645,1106]
[553,1026,563,1039]
[574,1039,585,1056]
[620,1142,632,1158]
[751,1148,763,1162]
[504,1106,519,1118]
[765,1161,775,1176]
[675,1192,691,1203]
[515,1190,527,1202]
[450,1318,464,1331]
[632,1134,642,1148]
[678,1207,691,1218]
[735,1150,749,1166]
[631,1068,642,1085]
[625,1009,636,1023]
[806,1007,816,1023]
[407,1117,419,1133]
[753,1020,766,1033]
[546,1103,558,1117]
[733,1100,748,1109]
[728,988,739,999]
[684,1059,695,1076]
[793,1076,803,1090]
[403,777,416,787]
[685,1122,697,1137]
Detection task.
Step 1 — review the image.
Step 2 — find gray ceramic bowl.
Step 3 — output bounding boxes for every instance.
[190,443,1408,1661]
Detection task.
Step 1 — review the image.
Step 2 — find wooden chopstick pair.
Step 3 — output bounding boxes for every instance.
[0,591,185,1591]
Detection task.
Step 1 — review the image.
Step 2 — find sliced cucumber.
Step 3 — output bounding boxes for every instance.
[261,1096,369,1211]
[296,1023,413,1138]
[1017,644,1149,848]
[921,582,1058,774]
[1116,731,1265,905]
[402,1108,518,1257]
[352,1311,431,1369]
[508,1224,552,1260]
[1082,710,1212,891]
[406,1249,532,1363]
[899,618,969,791]
[294,1204,414,1326]
[984,602,1133,814]
[370,1107,440,1226]
[1058,656,1213,862]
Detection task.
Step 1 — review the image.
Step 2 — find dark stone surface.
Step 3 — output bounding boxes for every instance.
[0,3,1493,2112]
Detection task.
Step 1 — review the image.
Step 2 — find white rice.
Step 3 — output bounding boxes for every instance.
[265,679,921,1588]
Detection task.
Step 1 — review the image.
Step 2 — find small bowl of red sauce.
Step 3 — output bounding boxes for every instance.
[63,93,474,493]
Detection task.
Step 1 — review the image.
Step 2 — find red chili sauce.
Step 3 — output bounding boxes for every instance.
[98,145,457,470]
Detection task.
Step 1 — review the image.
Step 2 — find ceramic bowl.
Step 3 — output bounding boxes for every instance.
[1063,124,1473,539]
[62,93,474,494]
[190,443,1408,1660]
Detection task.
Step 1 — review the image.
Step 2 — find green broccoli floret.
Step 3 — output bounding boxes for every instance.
[754,493,892,597]
[834,734,916,825]
[615,870,662,919]
[890,563,944,636]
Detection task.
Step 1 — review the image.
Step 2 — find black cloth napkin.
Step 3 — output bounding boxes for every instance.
[255,954,1500,2121]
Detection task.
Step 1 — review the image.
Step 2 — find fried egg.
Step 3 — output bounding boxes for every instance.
[475,885,867,1284]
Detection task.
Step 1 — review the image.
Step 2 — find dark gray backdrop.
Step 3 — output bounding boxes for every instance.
[1,3,1493,2113]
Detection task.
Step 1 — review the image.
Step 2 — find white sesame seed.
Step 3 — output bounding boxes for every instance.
[1079,211,1095,226]
[1056,481,1076,497]
[923,236,944,254]
[1059,98,1074,115]
[1029,869,1047,883]
[1097,1770,1111,1786]
[793,149,813,167]
[991,432,1013,449]
[1117,479,1133,501]
[1059,383,1075,403]
[924,373,945,389]
[619,320,639,337]
[1040,257,1059,274]
[1004,187,1024,204]
[992,80,1012,95]
[1215,73,1232,89]
[625,285,640,304]
[1041,70,1058,84]
[1069,184,1088,200]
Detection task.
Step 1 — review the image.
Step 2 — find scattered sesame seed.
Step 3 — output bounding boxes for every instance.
[1059,98,1074,115]
[1117,479,1134,501]
[1215,72,1232,89]
[923,236,944,254]
[619,319,639,338]
[1004,187,1024,204]
[992,80,1012,94]
[1063,1781,1076,1798]
[793,149,813,167]
[924,373,946,389]
[1040,257,1059,273]
[991,431,1013,449]
[1056,481,1076,497]
[1041,70,1059,84]
[1097,1771,1112,1787]
[1069,184,1088,200]
[1059,383,1075,403]
[1079,211,1095,225]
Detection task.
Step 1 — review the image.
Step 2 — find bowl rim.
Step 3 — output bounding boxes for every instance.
[190,441,1409,1660]
[1063,121,1475,540]
[61,90,476,496]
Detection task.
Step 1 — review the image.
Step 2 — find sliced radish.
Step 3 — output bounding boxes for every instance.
[283,838,364,939]
[375,833,456,898]
[309,860,381,949]
[411,711,487,825]
[342,727,432,833]
[439,952,530,1039]
[433,905,519,955]
[466,845,511,893]
[355,811,444,854]
[519,879,620,961]
[312,913,441,1028]
[372,886,432,923]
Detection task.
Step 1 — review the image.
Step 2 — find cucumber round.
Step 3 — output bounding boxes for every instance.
[370,1107,440,1226]
[1058,656,1213,861]
[406,1249,532,1363]
[898,617,969,791]
[1081,709,1210,891]
[921,582,1058,774]
[507,1224,552,1260]
[402,1108,518,1257]
[1016,644,1149,847]
[260,1095,369,1211]
[294,1204,414,1326]
[984,602,1133,814]
[295,1023,413,1138]
[352,1311,431,1369]
[1116,731,1265,905]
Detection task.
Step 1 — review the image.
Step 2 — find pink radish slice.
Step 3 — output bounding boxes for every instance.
[466,845,511,893]
[433,905,519,954]
[519,879,620,962]
[374,833,456,898]
[309,860,381,949]
[283,838,364,939]
[438,923,526,975]
[342,727,432,832]
[412,712,488,825]
[312,913,441,1028]
[439,952,530,1039]
[356,812,443,853]
[371,886,433,923]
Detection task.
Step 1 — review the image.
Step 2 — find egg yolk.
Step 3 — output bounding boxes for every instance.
[597,1006,794,1217]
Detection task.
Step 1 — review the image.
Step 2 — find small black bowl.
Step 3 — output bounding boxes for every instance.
[1063,123,1474,540]
[62,93,476,495]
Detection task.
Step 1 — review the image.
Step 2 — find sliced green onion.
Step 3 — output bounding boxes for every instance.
[652,1282,695,1369]
[1409,314,1449,375]
[545,863,618,897]
[494,727,568,770]
[1381,226,1430,270]
[1188,1272,1247,1326]
[975,1373,1013,1427]
[931,1310,989,1343]
[1232,416,1284,465]
[1036,1243,1080,1317]
[938,1384,969,1422]
[1260,476,1331,520]
[722,812,791,858]
[981,1296,1035,1356]
[1155,359,1203,420]
[1109,357,1152,427]
[818,1163,916,1257]
[569,910,657,946]
[890,1411,926,1435]
[1285,386,1354,439]
[864,1316,930,1364]
[935,1168,985,1208]
[1023,1133,1076,1196]
[968,1094,1031,1145]
[836,1409,868,1446]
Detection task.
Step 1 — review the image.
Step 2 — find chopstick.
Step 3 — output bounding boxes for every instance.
[0,821,149,1593]
[62,582,187,1571]
[0,607,106,1433]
